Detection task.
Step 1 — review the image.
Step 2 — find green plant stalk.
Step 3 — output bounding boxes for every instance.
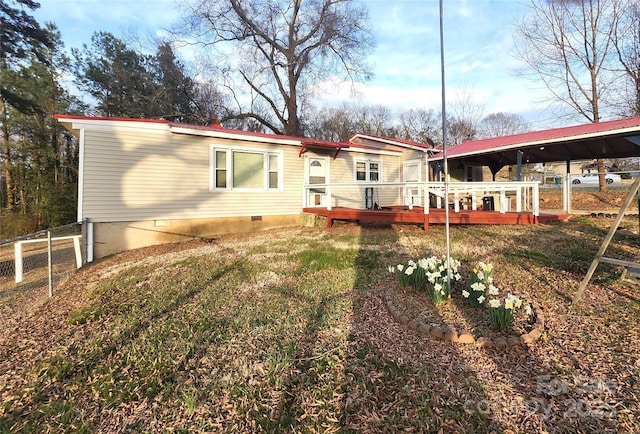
[489,306,514,330]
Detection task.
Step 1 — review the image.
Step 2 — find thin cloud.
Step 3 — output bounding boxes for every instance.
[33,0,564,129]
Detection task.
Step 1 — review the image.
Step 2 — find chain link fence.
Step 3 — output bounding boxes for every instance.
[0,222,84,299]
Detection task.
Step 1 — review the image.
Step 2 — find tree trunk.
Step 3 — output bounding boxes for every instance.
[1,100,14,210]
[597,159,607,192]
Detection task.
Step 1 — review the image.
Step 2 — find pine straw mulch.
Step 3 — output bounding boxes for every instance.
[387,280,538,341]
[353,266,640,433]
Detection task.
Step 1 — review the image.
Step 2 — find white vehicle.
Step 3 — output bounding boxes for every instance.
[571,173,621,185]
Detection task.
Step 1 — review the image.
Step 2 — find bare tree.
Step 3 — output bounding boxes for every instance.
[302,105,355,141]
[447,116,477,146]
[446,86,486,146]
[478,112,530,139]
[178,0,374,137]
[350,104,395,137]
[397,108,441,145]
[303,103,397,141]
[613,0,640,116]
[514,0,624,190]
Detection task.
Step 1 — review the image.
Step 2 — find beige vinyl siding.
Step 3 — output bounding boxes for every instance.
[352,138,408,153]
[321,150,406,208]
[81,124,304,222]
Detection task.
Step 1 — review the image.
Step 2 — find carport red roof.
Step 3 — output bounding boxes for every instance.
[432,116,640,167]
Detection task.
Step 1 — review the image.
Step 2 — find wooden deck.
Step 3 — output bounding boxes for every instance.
[303,206,569,231]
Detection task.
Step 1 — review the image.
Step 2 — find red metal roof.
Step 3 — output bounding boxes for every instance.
[440,116,640,159]
[54,114,169,125]
[168,121,349,148]
[346,142,402,154]
[350,133,435,151]
[55,114,349,150]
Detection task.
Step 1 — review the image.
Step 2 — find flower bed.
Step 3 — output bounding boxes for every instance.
[386,258,545,346]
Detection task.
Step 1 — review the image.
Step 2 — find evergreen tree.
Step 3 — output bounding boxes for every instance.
[1,24,83,236]
[1,0,54,213]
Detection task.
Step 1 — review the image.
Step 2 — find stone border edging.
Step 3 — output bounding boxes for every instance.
[384,290,545,347]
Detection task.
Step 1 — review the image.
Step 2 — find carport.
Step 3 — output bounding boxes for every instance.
[431,116,640,214]
[429,115,640,302]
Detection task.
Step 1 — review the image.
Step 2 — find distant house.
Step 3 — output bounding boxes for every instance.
[56,115,436,260]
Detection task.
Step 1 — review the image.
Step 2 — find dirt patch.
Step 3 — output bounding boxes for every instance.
[540,188,639,212]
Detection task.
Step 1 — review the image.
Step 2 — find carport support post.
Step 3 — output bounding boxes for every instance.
[573,174,640,303]
[563,161,571,214]
[637,189,640,235]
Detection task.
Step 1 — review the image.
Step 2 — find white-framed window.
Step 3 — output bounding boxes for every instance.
[354,159,381,182]
[210,146,283,191]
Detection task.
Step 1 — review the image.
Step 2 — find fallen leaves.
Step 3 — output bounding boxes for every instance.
[0,222,639,432]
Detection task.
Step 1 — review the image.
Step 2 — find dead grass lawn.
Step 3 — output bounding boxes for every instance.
[1,219,639,433]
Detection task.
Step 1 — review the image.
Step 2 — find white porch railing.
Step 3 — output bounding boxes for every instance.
[303,181,540,216]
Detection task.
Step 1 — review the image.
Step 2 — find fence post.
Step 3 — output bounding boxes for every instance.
[14,241,23,283]
[47,230,53,297]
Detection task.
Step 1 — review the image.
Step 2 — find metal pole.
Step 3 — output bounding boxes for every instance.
[47,230,53,297]
[439,0,452,288]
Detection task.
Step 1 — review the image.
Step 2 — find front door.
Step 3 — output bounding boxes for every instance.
[403,159,421,206]
[306,157,329,207]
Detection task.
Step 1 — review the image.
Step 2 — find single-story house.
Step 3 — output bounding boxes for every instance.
[55,115,437,260]
[56,114,640,261]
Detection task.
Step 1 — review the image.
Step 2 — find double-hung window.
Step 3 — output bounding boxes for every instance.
[211,146,283,191]
[355,159,381,182]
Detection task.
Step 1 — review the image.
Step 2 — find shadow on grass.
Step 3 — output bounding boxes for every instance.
[2,223,636,432]
[444,221,636,432]
[506,218,640,303]
[341,222,504,433]
[362,221,633,432]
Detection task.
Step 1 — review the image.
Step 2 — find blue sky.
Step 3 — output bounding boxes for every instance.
[33,0,574,130]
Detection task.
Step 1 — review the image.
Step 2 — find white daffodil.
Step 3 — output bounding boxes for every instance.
[462,290,470,298]
[489,299,501,308]
[488,285,500,296]
[477,295,486,304]
[405,266,415,276]
[471,282,486,292]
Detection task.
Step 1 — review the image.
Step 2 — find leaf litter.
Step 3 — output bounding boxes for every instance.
[0,216,639,433]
